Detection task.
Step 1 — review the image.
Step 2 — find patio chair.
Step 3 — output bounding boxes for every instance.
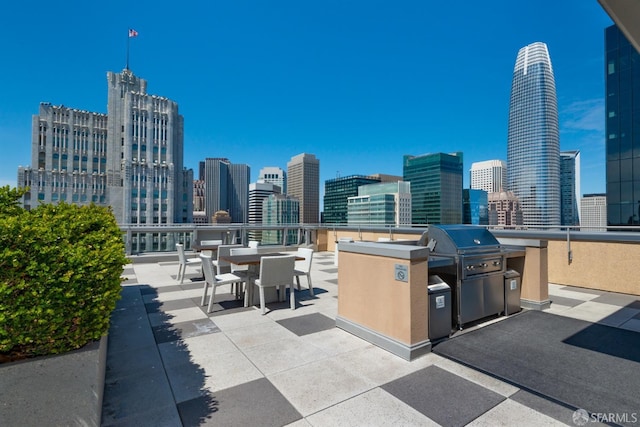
[200,254,245,313]
[199,239,222,257]
[213,244,243,297]
[176,243,202,284]
[253,255,296,315]
[293,247,314,296]
[248,240,259,248]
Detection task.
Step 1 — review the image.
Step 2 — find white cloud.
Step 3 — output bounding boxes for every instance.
[560,98,605,133]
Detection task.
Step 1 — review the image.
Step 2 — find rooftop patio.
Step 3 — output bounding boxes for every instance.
[101,250,640,426]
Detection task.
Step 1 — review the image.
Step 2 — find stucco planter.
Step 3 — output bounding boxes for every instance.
[0,334,108,426]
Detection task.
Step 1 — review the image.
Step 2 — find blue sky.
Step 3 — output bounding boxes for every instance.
[0,1,613,198]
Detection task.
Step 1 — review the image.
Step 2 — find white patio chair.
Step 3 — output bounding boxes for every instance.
[200,254,245,313]
[293,247,314,296]
[176,243,202,284]
[253,255,296,315]
[213,244,243,297]
[199,239,222,257]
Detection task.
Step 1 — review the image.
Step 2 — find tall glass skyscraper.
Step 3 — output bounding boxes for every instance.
[605,25,640,227]
[403,152,463,225]
[323,175,381,224]
[507,42,560,227]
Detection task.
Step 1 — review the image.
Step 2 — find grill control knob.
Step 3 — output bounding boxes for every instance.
[466,265,475,271]
[481,263,488,268]
[493,261,501,267]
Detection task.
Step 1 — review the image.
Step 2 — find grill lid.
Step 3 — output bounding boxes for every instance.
[427,225,500,254]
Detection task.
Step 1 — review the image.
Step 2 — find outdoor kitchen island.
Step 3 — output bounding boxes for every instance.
[335,229,539,360]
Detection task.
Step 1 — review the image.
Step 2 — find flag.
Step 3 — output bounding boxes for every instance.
[129,29,138,38]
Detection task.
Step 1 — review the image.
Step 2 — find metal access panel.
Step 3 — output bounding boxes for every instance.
[458,274,505,326]
[504,270,522,315]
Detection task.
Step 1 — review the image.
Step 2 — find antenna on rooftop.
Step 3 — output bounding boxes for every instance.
[336,171,340,178]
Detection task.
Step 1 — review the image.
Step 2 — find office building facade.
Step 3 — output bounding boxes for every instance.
[470,160,507,193]
[202,158,250,223]
[17,69,193,235]
[581,194,607,231]
[403,152,463,225]
[259,167,286,194]
[323,175,381,224]
[286,153,319,224]
[488,191,523,228]
[463,189,489,225]
[262,194,300,245]
[248,181,282,242]
[347,181,412,226]
[605,25,640,227]
[507,42,561,228]
[560,150,581,227]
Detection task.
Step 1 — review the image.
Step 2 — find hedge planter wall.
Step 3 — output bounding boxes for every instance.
[0,186,128,360]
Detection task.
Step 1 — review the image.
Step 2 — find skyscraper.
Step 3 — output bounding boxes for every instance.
[193,179,206,224]
[203,158,249,223]
[470,160,507,193]
[286,153,319,224]
[488,191,523,228]
[17,69,193,229]
[560,150,581,227]
[581,194,607,231]
[347,181,412,226]
[463,189,489,225]
[228,163,250,223]
[403,152,463,225]
[259,167,287,194]
[262,194,300,245]
[605,25,640,227]
[507,42,560,228]
[248,181,281,242]
[323,175,381,224]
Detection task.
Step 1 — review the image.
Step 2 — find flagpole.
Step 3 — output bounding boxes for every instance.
[126,30,130,70]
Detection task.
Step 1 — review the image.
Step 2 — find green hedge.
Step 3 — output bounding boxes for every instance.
[0,187,128,357]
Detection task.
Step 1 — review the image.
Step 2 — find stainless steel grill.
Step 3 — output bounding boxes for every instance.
[426,225,506,329]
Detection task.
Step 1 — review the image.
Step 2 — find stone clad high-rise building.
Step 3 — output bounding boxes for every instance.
[470,160,507,193]
[18,69,193,229]
[581,194,607,231]
[287,153,319,224]
[106,69,191,225]
[507,42,560,228]
[259,167,286,194]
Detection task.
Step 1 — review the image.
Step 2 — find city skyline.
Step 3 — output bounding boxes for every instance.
[0,1,613,199]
